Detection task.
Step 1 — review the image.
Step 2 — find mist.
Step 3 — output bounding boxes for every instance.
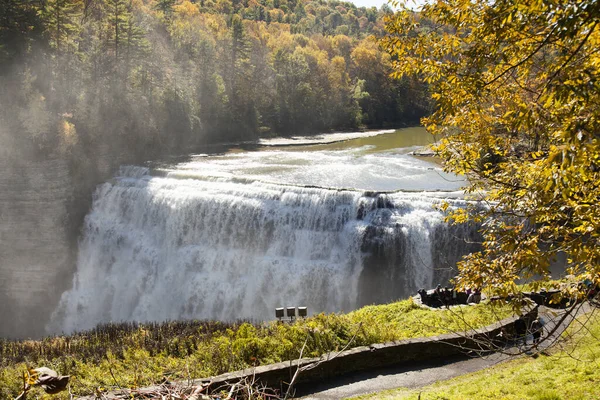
[0,0,430,338]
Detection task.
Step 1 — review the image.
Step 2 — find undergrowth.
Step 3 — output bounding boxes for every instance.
[0,299,511,399]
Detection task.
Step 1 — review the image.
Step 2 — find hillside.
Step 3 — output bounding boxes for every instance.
[0,299,510,398]
[1,0,429,160]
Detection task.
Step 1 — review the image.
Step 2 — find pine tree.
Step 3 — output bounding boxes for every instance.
[0,0,43,67]
[229,14,249,94]
[105,0,129,63]
[102,0,147,80]
[226,14,255,138]
[154,0,176,18]
[40,0,82,54]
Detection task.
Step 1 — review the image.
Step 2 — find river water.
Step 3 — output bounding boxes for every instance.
[49,128,478,334]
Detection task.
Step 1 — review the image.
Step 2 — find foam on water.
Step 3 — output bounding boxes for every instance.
[169,146,464,192]
[258,129,396,146]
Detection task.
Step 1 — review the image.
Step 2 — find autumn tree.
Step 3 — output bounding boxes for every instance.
[273,47,311,133]
[382,0,600,301]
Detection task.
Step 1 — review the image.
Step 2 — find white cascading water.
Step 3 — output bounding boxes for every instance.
[50,138,473,334]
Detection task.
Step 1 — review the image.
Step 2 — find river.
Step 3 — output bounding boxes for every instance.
[49,128,479,334]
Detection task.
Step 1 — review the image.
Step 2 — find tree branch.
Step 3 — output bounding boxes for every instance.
[541,22,598,93]
[484,25,557,87]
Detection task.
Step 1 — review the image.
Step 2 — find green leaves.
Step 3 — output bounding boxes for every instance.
[39,0,82,53]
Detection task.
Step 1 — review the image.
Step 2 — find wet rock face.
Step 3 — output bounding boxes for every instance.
[357,202,483,307]
[0,137,139,338]
[357,223,409,306]
[430,222,482,285]
[0,158,74,338]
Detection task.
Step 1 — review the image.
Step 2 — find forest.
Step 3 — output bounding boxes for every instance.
[0,0,429,165]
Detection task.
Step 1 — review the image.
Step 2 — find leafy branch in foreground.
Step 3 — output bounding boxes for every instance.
[381,0,600,300]
[14,367,70,400]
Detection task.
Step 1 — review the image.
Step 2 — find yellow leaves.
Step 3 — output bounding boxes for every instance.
[530,150,544,160]
[439,201,450,213]
[445,208,472,224]
[329,56,349,86]
[173,0,199,17]
[543,91,556,109]
[383,0,600,297]
[351,40,379,68]
[501,11,513,26]
[502,110,514,119]
[26,368,38,385]
[59,118,77,147]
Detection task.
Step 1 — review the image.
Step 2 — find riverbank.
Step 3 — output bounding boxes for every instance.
[0,298,511,399]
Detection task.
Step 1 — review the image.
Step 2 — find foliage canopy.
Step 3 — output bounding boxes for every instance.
[0,0,426,157]
[382,0,600,298]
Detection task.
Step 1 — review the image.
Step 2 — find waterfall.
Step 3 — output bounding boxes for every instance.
[50,165,477,334]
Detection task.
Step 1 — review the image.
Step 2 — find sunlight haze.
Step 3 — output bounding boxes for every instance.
[348,0,426,9]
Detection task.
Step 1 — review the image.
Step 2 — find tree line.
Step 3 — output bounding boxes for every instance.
[0,0,430,163]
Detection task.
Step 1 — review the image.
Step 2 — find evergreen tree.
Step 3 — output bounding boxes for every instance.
[123,2,147,76]
[154,0,176,20]
[0,0,43,67]
[294,1,305,19]
[226,14,255,137]
[155,0,176,14]
[102,0,146,80]
[104,0,130,63]
[40,0,82,54]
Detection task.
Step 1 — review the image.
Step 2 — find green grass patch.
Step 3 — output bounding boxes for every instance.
[353,311,600,400]
[0,299,511,399]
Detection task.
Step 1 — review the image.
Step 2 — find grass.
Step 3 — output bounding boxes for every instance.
[0,298,511,399]
[353,310,600,400]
